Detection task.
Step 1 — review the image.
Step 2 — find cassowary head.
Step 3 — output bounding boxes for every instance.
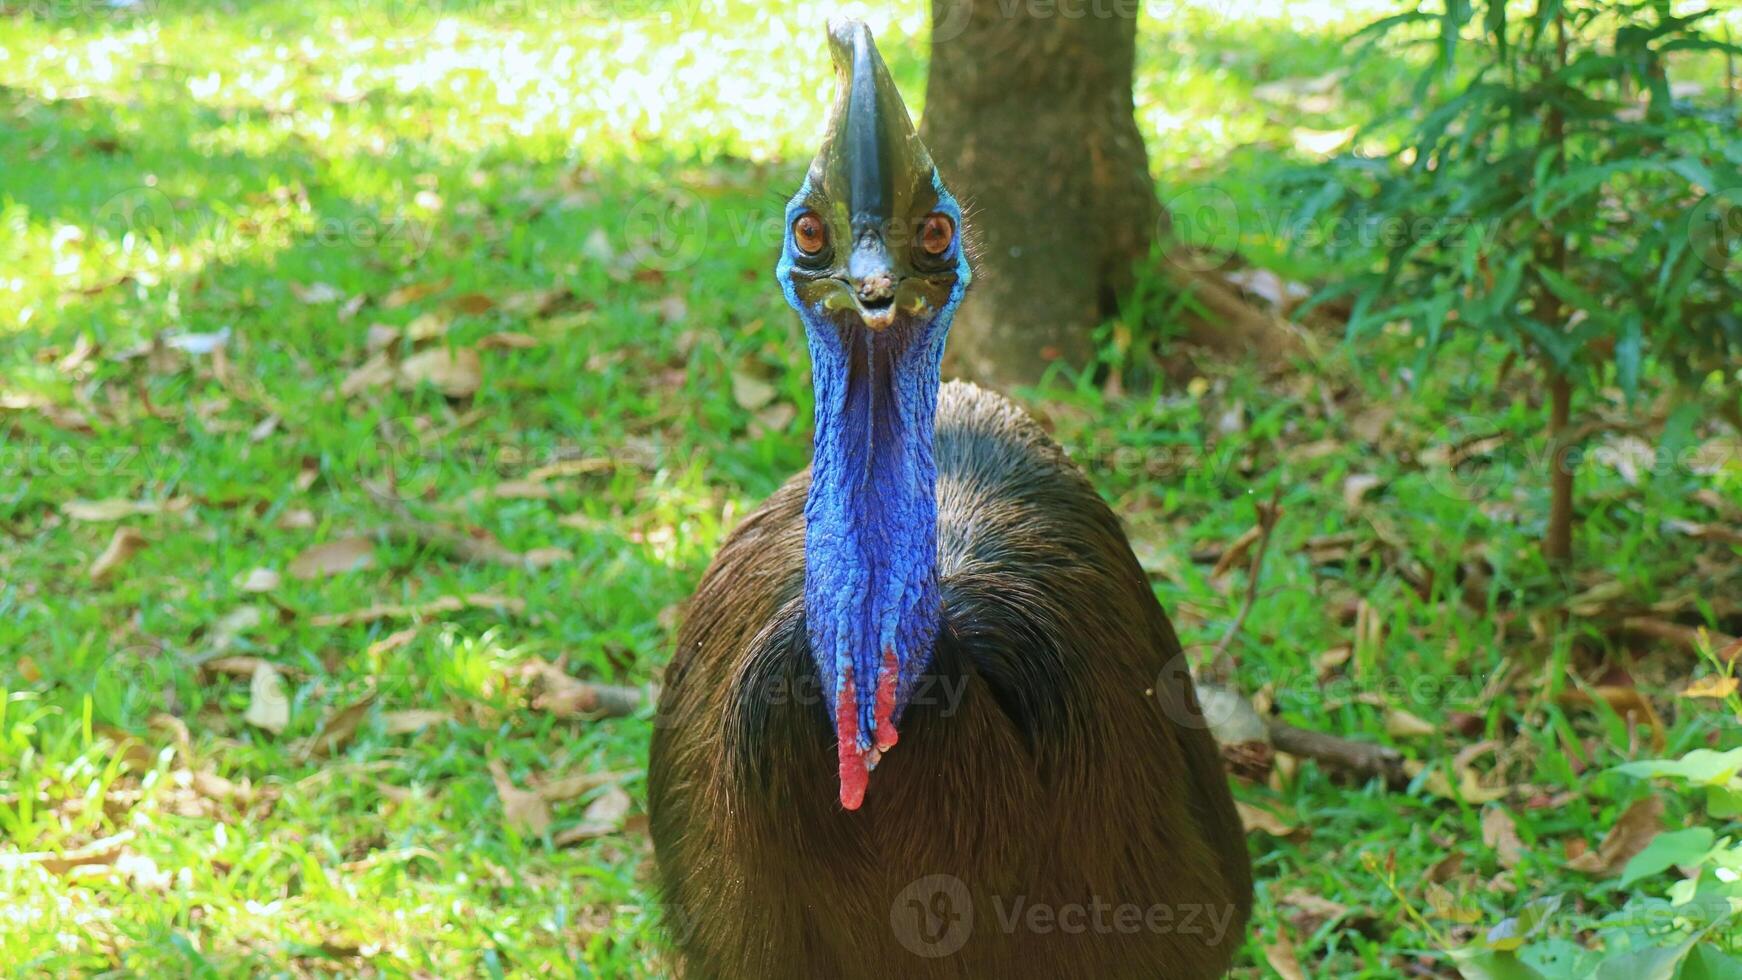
[777,20,970,811]
[778,18,970,338]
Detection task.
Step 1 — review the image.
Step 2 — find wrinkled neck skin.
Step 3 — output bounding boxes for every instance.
[795,301,949,770]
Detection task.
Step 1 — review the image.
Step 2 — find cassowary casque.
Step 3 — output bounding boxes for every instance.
[648,19,1253,979]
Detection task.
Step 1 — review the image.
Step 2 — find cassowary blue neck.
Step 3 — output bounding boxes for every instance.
[802,313,946,779]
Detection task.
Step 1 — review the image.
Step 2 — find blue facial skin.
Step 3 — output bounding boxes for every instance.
[777,172,971,764]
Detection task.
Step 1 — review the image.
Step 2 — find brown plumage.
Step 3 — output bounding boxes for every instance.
[649,380,1252,978]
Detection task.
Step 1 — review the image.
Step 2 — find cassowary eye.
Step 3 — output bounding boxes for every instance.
[792,213,828,256]
[919,212,954,257]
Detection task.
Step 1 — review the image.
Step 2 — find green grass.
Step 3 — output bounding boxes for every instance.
[3,1,1740,976]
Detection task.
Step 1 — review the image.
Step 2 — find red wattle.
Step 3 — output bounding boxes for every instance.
[835,667,868,810]
[874,646,900,752]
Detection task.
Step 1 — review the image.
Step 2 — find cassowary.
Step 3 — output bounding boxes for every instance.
[648,20,1252,979]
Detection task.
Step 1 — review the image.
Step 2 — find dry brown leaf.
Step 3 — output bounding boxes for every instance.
[299,692,377,759]
[478,331,539,350]
[189,769,249,803]
[1342,474,1382,509]
[554,785,632,845]
[534,770,626,803]
[1210,524,1264,581]
[399,347,481,398]
[89,527,148,583]
[310,592,525,627]
[451,292,495,314]
[1428,852,1464,883]
[731,371,776,411]
[381,278,449,309]
[1663,518,1742,547]
[1682,675,1739,700]
[0,831,136,875]
[63,497,188,522]
[291,281,343,304]
[1481,806,1525,869]
[526,458,614,482]
[1262,928,1307,980]
[340,352,397,397]
[1235,800,1300,838]
[1557,686,1666,753]
[1422,763,1509,804]
[202,655,302,681]
[1567,796,1664,876]
[244,662,291,734]
[278,508,317,530]
[18,656,41,683]
[366,627,419,657]
[523,546,573,569]
[382,709,451,735]
[1383,707,1436,739]
[488,759,552,835]
[1279,890,1350,932]
[522,659,641,719]
[237,567,281,593]
[405,312,449,343]
[289,537,377,580]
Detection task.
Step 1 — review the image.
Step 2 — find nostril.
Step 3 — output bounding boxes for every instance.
[857,271,896,306]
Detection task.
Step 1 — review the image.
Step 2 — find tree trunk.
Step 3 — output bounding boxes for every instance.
[922,0,1159,386]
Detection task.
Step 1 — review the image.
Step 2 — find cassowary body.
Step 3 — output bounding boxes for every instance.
[648,20,1251,978]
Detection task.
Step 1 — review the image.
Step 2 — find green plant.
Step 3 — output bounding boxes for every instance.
[1297,0,1742,566]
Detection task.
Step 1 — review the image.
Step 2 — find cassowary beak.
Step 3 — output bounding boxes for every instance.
[813,18,934,332]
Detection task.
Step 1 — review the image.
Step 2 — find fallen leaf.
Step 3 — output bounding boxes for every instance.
[63,497,188,521]
[89,527,148,583]
[207,605,264,653]
[1682,675,1739,700]
[1279,890,1350,933]
[1262,928,1307,980]
[340,353,397,397]
[289,537,377,580]
[366,627,419,657]
[291,281,343,304]
[1342,474,1382,509]
[1210,525,1264,581]
[1428,852,1464,883]
[1567,796,1664,876]
[364,323,402,354]
[404,312,448,343]
[310,592,525,627]
[477,331,539,350]
[278,509,318,530]
[0,831,136,875]
[201,655,303,680]
[731,371,776,411]
[162,327,230,355]
[1481,806,1525,869]
[1557,686,1666,753]
[382,709,451,735]
[526,457,614,481]
[523,546,572,569]
[1235,799,1300,838]
[398,347,481,398]
[1383,707,1436,739]
[522,659,641,719]
[489,759,552,835]
[554,785,632,845]
[237,568,281,593]
[534,770,626,803]
[1663,518,1742,548]
[381,278,448,309]
[18,656,41,683]
[451,292,495,314]
[299,692,377,759]
[244,662,291,734]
